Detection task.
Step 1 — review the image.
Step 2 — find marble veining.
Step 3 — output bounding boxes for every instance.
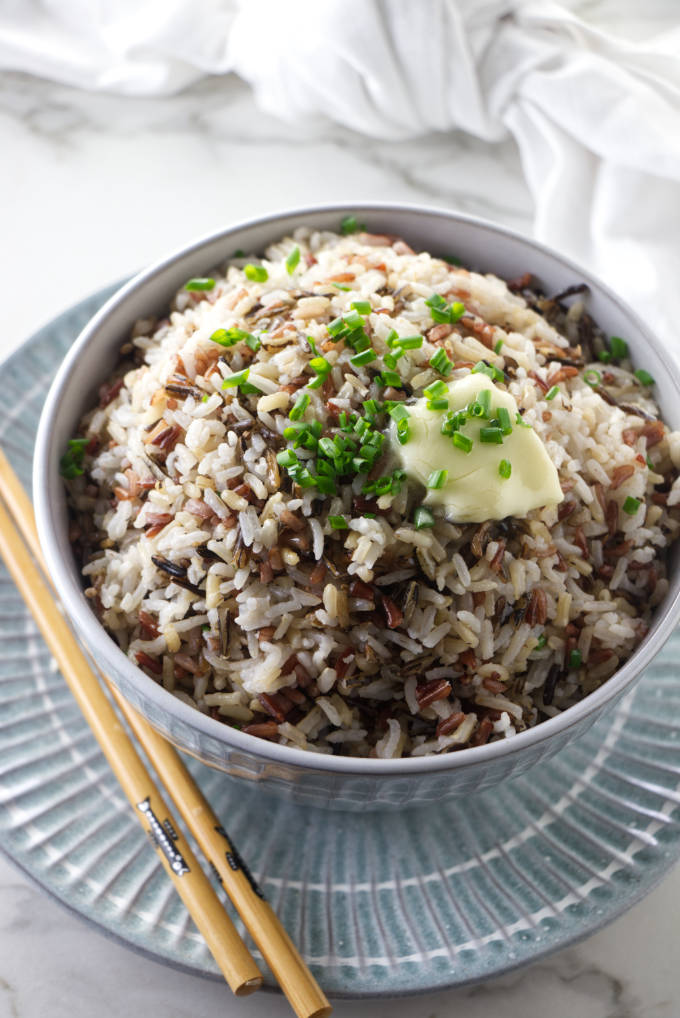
[0,67,678,1018]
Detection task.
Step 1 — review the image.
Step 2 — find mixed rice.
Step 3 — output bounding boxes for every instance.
[64,224,680,758]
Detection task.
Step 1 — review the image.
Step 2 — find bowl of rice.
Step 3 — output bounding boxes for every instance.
[34,204,680,810]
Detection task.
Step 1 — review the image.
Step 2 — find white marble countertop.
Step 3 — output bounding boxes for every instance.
[0,70,678,1018]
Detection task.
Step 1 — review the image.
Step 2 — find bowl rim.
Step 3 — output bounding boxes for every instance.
[33,200,680,776]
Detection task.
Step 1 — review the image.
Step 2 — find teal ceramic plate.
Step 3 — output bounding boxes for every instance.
[1,288,680,996]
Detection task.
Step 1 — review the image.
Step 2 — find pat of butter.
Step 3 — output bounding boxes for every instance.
[391,373,563,522]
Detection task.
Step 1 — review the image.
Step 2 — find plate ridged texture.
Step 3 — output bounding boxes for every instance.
[0,289,679,995]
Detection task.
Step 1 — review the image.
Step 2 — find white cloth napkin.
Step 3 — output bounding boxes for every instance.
[2,0,679,347]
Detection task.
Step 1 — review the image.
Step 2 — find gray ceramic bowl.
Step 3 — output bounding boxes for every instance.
[33,203,680,810]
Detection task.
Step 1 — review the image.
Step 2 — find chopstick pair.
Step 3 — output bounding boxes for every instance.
[0,448,331,1018]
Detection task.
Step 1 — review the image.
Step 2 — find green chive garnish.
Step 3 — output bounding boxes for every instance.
[244,264,268,282]
[394,335,423,350]
[289,392,310,420]
[340,215,364,235]
[286,246,300,274]
[351,301,371,315]
[452,432,473,453]
[388,404,409,423]
[332,282,351,292]
[233,249,245,258]
[59,437,89,479]
[480,427,503,444]
[380,370,402,387]
[396,419,410,445]
[535,633,547,650]
[515,411,531,428]
[497,407,512,434]
[210,327,256,348]
[329,515,349,530]
[413,506,435,529]
[427,469,448,490]
[350,349,378,368]
[471,361,504,382]
[597,350,612,363]
[494,339,504,354]
[184,277,215,291]
[545,385,559,401]
[277,449,298,468]
[583,369,601,387]
[622,495,642,515]
[610,336,628,359]
[635,368,655,386]
[429,348,454,376]
[222,368,249,388]
[423,380,447,400]
[425,293,465,325]
[569,649,582,669]
[498,459,512,479]
[477,389,491,418]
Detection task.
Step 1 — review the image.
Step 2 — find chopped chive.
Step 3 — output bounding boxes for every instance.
[413,506,435,529]
[384,350,405,369]
[340,215,364,235]
[515,411,531,427]
[442,254,462,266]
[351,301,371,315]
[646,455,655,470]
[469,401,485,418]
[597,349,612,363]
[635,368,655,386]
[497,406,512,434]
[184,277,215,291]
[240,382,262,395]
[425,293,465,325]
[427,469,448,490]
[201,393,209,403]
[285,246,300,274]
[309,356,330,373]
[480,427,503,444]
[427,398,449,411]
[388,404,409,423]
[394,335,423,350]
[59,437,89,479]
[332,282,351,292]
[622,495,642,515]
[610,335,628,359]
[452,432,473,453]
[498,459,512,479]
[535,633,547,650]
[363,398,381,419]
[583,369,601,387]
[429,348,453,376]
[209,326,257,348]
[232,249,245,258]
[222,368,250,388]
[350,349,378,368]
[396,419,410,445]
[277,449,298,468]
[477,389,491,418]
[471,360,504,382]
[380,370,402,387]
[244,264,268,282]
[423,379,447,400]
[289,392,310,421]
[494,339,504,354]
[545,385,560,401]
[569,649,582,670]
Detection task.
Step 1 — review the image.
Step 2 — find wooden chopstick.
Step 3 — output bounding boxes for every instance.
[0,449,332,1018]
[0,451,262,997]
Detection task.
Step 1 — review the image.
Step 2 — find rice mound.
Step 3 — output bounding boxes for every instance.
[65,226,680,758]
